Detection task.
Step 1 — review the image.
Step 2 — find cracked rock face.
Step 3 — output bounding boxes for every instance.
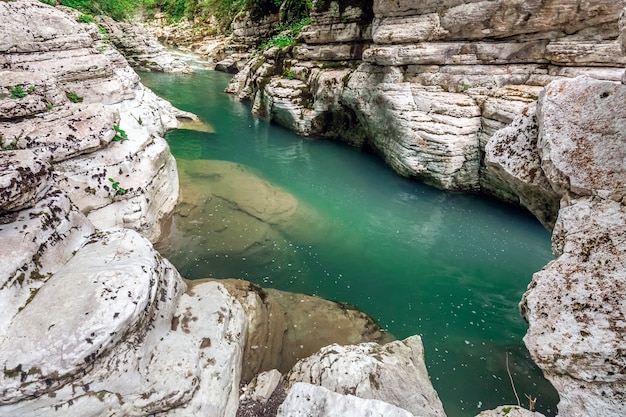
[485,75,626,416]
[521,198,626,417]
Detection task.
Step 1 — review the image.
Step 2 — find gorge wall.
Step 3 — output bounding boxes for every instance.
[225,0,625,229]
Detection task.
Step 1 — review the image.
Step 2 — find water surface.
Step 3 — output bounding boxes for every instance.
[141,69,559,417]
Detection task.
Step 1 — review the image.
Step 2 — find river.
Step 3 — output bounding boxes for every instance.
[140,69,559,417]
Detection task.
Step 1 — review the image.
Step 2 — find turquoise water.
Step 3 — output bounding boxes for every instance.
[140,70,559,416]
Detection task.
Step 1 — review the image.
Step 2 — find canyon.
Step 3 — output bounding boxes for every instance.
[0,0,625,416]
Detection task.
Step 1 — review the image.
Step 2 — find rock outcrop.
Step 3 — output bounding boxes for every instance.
[0,0,196,242]
[226,0,625,193]
[484,12,626,414]
[96,15,192,73]
[487,75,626,417]
[285,336,446,417]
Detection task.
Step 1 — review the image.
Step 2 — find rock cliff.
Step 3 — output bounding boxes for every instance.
[225,0,624,205]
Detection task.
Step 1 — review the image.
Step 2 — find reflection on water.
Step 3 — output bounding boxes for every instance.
[141,69,559,417]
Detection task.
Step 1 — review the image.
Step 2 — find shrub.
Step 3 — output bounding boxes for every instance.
[78,13,95,23]
[65,91,83,103]
[9,86,27,99]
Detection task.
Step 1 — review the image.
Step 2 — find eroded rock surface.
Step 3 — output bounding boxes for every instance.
[286,336,446,417]
[226,0,625,192]
[0,0,191,242]
[486,76,626,416]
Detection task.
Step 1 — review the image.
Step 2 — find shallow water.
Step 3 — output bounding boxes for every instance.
[141,69,559,417]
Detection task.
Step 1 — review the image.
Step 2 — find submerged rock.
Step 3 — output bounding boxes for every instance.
[156,158,331,277]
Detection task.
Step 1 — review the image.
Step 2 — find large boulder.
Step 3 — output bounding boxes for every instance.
[286,336,446,417]
[0,229,248,417]
[521,198,626,417]
[537,76,626,200]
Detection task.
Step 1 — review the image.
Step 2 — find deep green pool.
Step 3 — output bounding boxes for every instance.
[140,69,559,417]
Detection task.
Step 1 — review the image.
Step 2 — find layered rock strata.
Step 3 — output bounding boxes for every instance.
[226,0,624,196]
[96,15,192,73]
[0,0,196,242]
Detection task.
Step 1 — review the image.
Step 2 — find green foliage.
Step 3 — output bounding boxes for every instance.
[258,15,310,50]
[61,0,154,21]
[9,85,27,99]
[78,13,95,23]
[65,91,83,103]
[39,0,56,6]
[108,178,127,195]
[112,125,128,142]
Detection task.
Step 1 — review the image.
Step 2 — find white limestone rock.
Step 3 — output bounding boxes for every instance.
[0,150,53,213]
[0,189,94,337]
[0,228,181,404]
[0,104,118,162]
[373,0,622,42]
[537,76,626,201]
[485,102,560,229]
[0,70,66,120]
[96,15,192,74]
[475,405,545,417]
[277,382,416,417]
[244,369,282,403]
[343,64,482,190]
[286,336,446,417]
[0,230,247,417]
[0,1,188,242]
[521,198,626,417]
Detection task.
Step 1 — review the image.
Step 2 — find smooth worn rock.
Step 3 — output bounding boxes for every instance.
[0,189,94,337]
[0,228,181,405]
[521,198,626,417]
[286,336,446,417]
[0,150,52,214]
[0,229,249,417]
[277,383,416,417]
[537,76,626,201]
